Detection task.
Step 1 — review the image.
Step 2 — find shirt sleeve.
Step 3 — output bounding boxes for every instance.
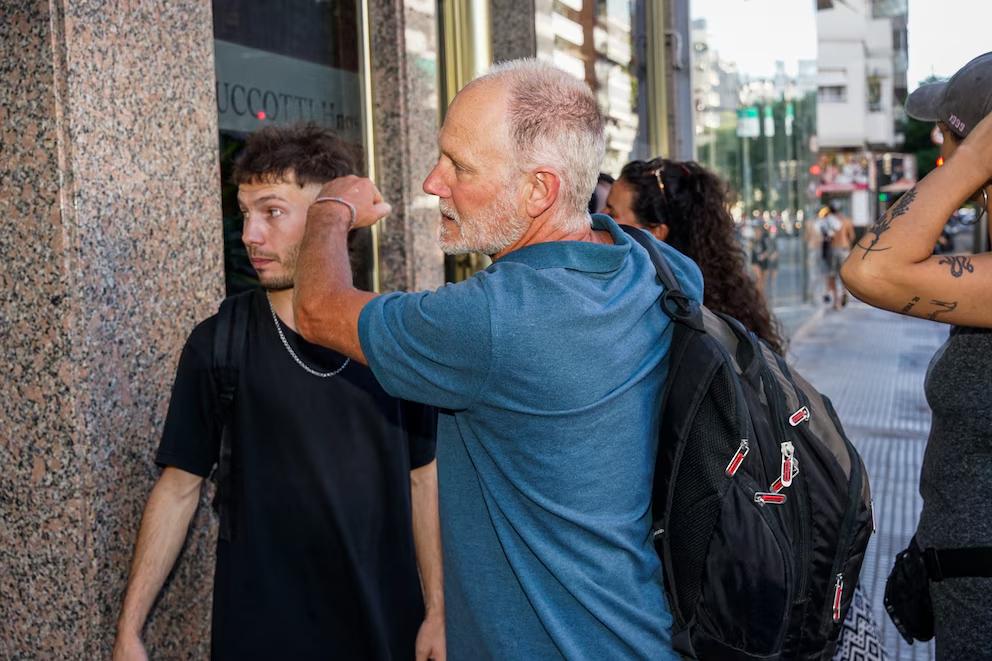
[358,275,494,411]
[155,318,222,477]
[403,400,438,469]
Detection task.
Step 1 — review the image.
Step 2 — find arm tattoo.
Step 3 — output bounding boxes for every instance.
[902,296,920,313]
[927,299,958,321]
[855,187,918,259]
[938,255,974,278]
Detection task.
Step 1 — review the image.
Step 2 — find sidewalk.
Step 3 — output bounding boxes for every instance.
[788,302,948,660]
[776,303,822,342]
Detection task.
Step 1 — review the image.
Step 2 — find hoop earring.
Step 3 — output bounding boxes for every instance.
[962,187,988,226]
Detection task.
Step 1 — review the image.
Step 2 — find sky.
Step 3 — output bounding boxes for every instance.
[689,0,991,88]
[690,0,817,78]
[906,0,992,91]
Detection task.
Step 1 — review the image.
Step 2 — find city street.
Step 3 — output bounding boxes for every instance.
[789,301,946,660]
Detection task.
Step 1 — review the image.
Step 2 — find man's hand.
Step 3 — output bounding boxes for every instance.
[112,632,148,661]
[415,608,446,661]
[311,176,392,230]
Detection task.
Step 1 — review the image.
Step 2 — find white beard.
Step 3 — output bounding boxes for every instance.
[438,197,529,256]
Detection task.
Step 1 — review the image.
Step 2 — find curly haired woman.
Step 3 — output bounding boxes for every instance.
[604,157,785,354]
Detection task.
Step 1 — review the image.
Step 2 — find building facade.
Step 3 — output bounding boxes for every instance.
[815,0,912,228]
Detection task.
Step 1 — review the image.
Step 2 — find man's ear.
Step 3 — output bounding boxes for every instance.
[524,169,561,219]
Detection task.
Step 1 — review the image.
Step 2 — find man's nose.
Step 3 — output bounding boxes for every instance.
[423,163,450,198]
[241,215,264,246]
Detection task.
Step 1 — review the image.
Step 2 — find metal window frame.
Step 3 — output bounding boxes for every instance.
[437,0,493,281]
[357,0,381,291]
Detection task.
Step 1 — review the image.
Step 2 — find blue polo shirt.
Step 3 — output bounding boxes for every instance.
[358,215,702,659]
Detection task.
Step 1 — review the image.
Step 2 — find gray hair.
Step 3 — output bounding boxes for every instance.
[476,59,605,230]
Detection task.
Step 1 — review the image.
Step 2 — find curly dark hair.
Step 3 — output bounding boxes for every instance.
[619,158,785,354]
[231,122,358,186]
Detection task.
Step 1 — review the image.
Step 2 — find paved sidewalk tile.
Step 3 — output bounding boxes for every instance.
[789,302,948,661]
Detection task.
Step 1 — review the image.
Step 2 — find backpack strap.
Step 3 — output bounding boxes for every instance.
[620,225,704,331]
[210,289,253,542]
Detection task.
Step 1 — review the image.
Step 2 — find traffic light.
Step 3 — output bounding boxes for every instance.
[878,192,889,203]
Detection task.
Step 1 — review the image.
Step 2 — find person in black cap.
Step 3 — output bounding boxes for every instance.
[841,52,992,659]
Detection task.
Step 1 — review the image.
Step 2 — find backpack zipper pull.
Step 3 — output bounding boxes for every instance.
[789,406,810,427]
[832,573,844,622]
[754,492,787,505]
[770,458,799,493]
[780,442,795,487]
[725,439,749,477]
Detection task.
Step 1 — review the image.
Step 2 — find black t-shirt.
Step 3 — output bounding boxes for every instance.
[156,290,436,660]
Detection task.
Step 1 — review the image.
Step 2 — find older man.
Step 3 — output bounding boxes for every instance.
[294,60,702,659]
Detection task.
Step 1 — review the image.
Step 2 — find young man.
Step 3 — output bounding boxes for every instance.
[113,124,444,661]
[293,60,702,659]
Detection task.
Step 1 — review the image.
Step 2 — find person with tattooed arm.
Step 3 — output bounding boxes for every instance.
[840,51,992,659]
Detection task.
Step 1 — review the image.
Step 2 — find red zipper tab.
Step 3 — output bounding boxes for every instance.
[770,459,800,493]
[754,492,787,505]
[789,406,811,427]
[780,442,795,488]
[832,573,844,622]
[725,439,750,477]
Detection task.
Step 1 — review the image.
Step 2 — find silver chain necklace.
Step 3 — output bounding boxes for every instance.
[266,294,350,378]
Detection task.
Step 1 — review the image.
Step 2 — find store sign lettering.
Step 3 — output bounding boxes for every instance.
[213,39,362,140]
[215,82,360,132]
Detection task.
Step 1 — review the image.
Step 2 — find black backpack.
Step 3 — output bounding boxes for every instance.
[623,227,874,660]
[209,290,254,541]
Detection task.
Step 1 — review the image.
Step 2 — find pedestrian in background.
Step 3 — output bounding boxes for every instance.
[604,157,785,353]
[816,204,855,310]
[750,222,778,298]
[588,172,614,214]
[841,51,992,659]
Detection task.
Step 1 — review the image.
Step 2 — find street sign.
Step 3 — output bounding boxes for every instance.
[737,106,760,138]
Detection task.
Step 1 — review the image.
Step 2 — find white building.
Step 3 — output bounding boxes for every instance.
[816,0,898,150]
[816,0,909,226]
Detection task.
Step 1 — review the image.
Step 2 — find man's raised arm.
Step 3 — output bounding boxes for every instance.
[294,176,391,362]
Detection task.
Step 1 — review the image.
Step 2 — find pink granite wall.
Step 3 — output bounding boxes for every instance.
[0,1,223,657]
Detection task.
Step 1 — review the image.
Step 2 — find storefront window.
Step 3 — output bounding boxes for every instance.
[212,0,373,294]
[689,0,818,308]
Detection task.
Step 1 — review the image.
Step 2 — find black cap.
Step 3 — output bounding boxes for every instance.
[905,51,992,138]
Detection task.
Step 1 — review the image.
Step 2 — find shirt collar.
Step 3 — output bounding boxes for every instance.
[491,214,630,274]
